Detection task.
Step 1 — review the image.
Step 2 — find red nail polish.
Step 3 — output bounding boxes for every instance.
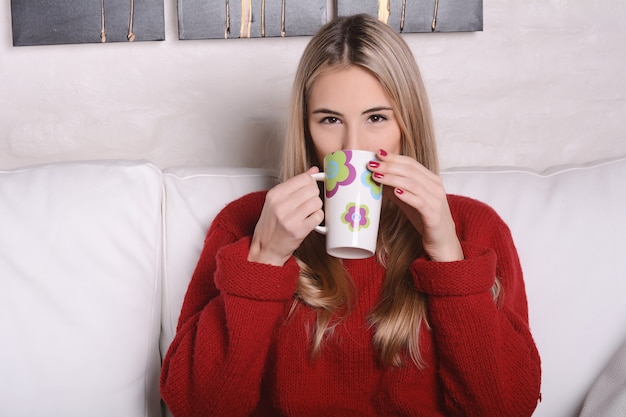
[369,161,380,168]
[395,188,404,195]
[373,172,384,179]
[379,149,388,157]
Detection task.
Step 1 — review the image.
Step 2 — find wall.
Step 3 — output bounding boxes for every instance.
[1,1,625,171]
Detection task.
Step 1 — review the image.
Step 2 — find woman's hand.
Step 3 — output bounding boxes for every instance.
[369,150,463,262]
[248,167,324,266]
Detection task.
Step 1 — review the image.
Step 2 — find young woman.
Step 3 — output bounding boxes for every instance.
[160,14,541,417]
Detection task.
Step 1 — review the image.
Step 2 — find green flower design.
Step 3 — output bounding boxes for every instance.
[325,150,356,198]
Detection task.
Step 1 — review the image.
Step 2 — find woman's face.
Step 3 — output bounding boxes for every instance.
[307,65,402,164]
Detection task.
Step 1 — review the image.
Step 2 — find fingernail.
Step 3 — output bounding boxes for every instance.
[379,149,388,157]
[373,172,384,179]
[369,161,380,168]
[395,188,404,195]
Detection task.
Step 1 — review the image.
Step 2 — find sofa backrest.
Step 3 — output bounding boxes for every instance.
[441,157,626,417]
[0,160,163,417]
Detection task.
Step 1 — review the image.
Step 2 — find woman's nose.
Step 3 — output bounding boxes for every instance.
[342,125,361,150]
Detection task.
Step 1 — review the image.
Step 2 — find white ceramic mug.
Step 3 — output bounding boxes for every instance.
[311,150,382,259]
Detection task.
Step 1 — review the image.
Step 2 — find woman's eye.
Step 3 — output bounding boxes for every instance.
[369,114,388,123]
[321,116,341,124]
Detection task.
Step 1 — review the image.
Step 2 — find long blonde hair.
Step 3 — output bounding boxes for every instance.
[282,14,496,367]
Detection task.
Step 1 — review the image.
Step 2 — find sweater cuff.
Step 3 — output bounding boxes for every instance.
[412,241,497,297]
[214,237,300,301]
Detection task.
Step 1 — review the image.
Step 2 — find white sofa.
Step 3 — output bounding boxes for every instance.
[1,157,625,417]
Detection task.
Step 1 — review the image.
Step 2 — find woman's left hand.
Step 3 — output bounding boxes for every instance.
[369,149,464,262]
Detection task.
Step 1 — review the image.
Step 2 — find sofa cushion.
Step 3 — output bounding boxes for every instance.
[0,161,163,417]
[442,157,626,417]
[160,167,277,355]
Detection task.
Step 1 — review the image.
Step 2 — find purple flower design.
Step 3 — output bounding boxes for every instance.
[341,203,371,232]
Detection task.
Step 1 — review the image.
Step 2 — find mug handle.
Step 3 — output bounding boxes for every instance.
[311,172,327,235]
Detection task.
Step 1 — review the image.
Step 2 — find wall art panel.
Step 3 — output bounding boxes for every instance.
[337,0,483,33]
[177,0,327,40]
[11,0,165,46]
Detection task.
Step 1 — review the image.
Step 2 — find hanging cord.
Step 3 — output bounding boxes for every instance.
[261,0,266,37]
[127,0,136,41]
[225,0,230,38]
[431,0,439,31]
[100,0,107,42]
[280,0,285,37]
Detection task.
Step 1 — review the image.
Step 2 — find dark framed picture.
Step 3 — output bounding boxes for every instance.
[337,0,483,33]
[177,0,327,40]
[11,0,165,46]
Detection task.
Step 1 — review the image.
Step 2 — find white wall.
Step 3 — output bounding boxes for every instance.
[1,1,625,171]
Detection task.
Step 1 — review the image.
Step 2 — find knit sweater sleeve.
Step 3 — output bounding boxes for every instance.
[160,192,300,417]
[411,195,541,417]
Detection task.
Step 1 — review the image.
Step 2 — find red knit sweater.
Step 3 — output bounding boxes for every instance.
[160,191,541,416]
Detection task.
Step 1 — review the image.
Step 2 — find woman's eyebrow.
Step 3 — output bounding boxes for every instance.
[311,108,343,116]
[311,106,393,116]
[362,106,394,114]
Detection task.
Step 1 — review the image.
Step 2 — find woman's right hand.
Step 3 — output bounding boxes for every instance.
[248,167,324,266]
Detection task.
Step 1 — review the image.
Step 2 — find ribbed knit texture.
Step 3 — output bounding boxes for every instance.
[160,191,541,416]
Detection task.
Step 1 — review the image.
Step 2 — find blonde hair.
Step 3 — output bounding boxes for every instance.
[282,14,497,367]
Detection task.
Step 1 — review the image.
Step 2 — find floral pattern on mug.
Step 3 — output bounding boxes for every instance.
[325,150,357,198]
[341,203,370,232]
[361,170,382,200]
